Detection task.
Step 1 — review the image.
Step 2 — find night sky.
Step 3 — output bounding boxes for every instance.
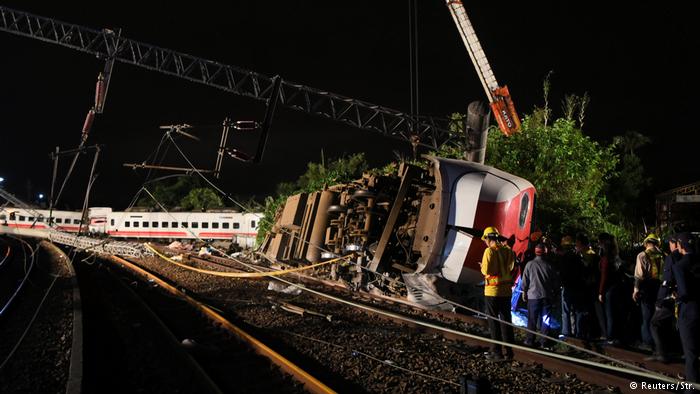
[0,1,696,210]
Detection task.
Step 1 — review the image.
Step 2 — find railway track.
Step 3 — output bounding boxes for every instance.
[188,250,687,380]
[84,254,332,393]
[121,247,626,393]
[157,247,696,392]
[0,238,80,393]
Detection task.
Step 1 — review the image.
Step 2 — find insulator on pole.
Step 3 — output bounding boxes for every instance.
[81,108,96,143]
[94,73,106,113]
[233,120,259,131]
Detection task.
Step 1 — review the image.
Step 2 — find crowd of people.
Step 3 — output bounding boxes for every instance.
[479,226,700,385]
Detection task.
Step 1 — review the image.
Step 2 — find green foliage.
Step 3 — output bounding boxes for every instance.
[179,188,224,211]
[436,75,651,248]
[137,176,202,209]
[485,115,619,235]
[257,153,370,245]
[606,131,652,237]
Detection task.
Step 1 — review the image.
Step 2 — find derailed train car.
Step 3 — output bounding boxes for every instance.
[260,156,535,306]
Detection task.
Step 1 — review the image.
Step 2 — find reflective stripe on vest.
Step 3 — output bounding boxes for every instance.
[484,275,512,287]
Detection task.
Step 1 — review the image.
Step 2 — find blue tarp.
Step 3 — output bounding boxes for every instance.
[510,274,560,330]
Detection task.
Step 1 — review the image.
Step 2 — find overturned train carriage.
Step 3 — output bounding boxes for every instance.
[260,156,535,304]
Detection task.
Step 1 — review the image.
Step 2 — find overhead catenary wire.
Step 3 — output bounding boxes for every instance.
[136,185,691,387]
[144,142,660,375]
[272,226,667,378]
[133,141,691,387]
[0,241,76,371]
[166,132,260,215]
[0,239,38,317]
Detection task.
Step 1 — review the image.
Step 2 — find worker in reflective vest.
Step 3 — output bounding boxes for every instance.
[633,233,664,350]
[481,226,516,361]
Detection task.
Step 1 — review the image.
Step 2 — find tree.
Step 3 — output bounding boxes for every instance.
[607,131,652,234]
[136,176,202,209]
[485,115,619,236]
[435,76,630,242]
[179,188,224,211]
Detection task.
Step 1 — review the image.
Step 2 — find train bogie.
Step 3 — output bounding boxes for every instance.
[259,156,535,302]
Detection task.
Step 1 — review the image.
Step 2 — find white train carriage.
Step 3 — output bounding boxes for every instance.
[0,207,85,238]
[105,210,261,248]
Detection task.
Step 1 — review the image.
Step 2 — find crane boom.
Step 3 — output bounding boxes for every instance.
[446,0,521,135]
[0,5,458,150]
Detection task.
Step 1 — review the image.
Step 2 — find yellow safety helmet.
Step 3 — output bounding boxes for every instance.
[560,235,574,248]
[643,233,661,245]
[481,226,500,240]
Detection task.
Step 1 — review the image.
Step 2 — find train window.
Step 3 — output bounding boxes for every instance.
[28,216,35,221]
[202,222,209,229]
[519,193,530,229]
[233,222,240,229]
[162,222,168,228]
[0,215,5,220]
[125,221,130,228]
[19,216,26,221]
[181,222,188,228]
[152,221,158,228]
[74,219,81,224]
[171,222,178,228]
[222,223,230,229]
[251,220,256,228]
[191,222,199,229]
[38,217,44,222]
[111,219,115,226]
[133,221,139,228]
[142,221,149,228]
[212,222,219,229]
[54,218,61,223]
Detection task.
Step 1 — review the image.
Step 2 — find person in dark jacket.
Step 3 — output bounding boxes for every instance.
[671,233,699,388]
[648,235,681,362]
[522,243,559,348]
[597,232,622,344]
[558,235,586,339]
[576,233,600,340]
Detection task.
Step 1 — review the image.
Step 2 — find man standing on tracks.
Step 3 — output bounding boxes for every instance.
[648,234,681,363]
[633,233,664,351]
[521,243,559,349]
[480,226,516,361]
[671,233,700,388]
[558,235,585,339]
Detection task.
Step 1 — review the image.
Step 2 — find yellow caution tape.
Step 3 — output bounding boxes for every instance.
[144,243,348,278]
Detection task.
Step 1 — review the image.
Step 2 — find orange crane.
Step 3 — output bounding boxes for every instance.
[446,0,521,135]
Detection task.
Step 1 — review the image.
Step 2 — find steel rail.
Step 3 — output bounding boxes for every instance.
[106,255,336,394]
[222,254,688,392]
[143,248,682,392]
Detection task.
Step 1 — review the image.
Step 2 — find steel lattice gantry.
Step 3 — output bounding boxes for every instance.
[0,5,456,150]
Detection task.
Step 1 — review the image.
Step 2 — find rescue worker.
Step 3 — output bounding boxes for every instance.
[671,233,699,388]
[480,226,516,361]
[522,243,559,348]
[633,233,664,351]
[575,232,599,340]
[558,235,585,339]
[648,234,681,362]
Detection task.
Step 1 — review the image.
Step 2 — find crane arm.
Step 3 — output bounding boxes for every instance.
[446,0,521,135]
[0,5,455,150]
